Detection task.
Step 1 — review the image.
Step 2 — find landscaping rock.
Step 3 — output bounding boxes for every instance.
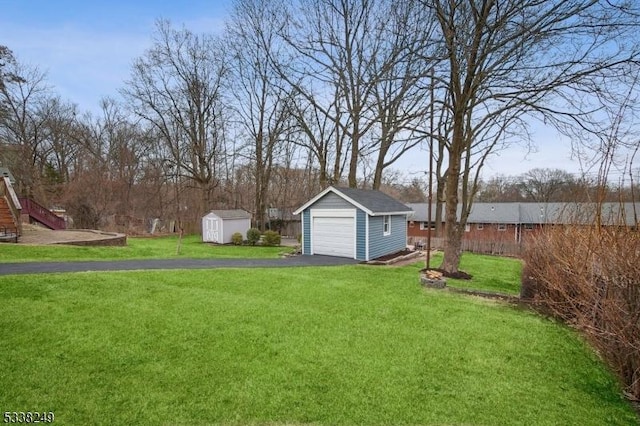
[420,269,447,288]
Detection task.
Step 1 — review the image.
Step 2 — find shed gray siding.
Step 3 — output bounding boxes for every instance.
[368,215,407,260]
[221,219,251,244]
[311,192,352,209]
[356,209,367,260]
[303,209,311,254]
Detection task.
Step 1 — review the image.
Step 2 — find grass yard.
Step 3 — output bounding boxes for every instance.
[426,252,524,296]
[0,234,293,262]
[0,264,636,425]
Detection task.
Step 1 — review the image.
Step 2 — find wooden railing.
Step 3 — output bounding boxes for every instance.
[0,176,22,236]
[18,197,66,230]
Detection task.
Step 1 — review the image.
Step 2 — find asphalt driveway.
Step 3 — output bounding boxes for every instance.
[0,255,361,275]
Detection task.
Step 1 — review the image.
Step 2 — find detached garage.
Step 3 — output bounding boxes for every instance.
[202,210,252,244]
[294,186,411,260]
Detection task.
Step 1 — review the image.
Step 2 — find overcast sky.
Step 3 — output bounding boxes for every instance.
[1,0,589,180]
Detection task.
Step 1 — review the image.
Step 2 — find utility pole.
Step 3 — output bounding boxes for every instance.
[426,67,434,270]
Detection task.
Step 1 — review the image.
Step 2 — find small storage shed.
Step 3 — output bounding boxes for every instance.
[202,209,252,244]
[293,186,411,260]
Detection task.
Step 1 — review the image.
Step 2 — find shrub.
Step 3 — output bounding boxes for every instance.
[522,220,640,401]
[262,230,281,246]
[231,232,243,245]
[246,228,261,246]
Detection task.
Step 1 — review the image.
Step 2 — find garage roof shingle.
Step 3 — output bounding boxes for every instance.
[294,186,411,216]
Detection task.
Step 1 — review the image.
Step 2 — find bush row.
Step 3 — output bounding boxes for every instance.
[522,222,640,402]
[231,229,281,246]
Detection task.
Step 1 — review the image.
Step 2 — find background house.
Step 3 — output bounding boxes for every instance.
[294,186,411,260]
[407,202,640,255]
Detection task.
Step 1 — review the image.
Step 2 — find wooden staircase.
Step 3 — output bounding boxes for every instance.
[0,196,19,242]
[0,176,21,242]
[18,197,66,230]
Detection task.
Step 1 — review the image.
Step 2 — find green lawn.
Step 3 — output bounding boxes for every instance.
[0,264,636,425]
[0,234,293,262]
[425,252,523,295]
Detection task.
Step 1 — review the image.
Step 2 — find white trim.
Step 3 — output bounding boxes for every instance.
[310,209,355,217]
[293,186,410,216]
[369,211,411,216]
[383,215,391,236]
[293,187,337,215]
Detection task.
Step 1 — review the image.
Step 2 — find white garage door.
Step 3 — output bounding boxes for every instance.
[312,216,355,258]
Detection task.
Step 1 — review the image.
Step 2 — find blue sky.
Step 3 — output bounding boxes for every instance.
[0,0,585,178]
[1,0,232,111]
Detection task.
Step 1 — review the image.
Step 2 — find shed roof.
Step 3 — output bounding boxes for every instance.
[206,209,252,220]
[294,186,411,216]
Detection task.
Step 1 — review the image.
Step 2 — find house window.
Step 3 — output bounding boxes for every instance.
[383,215,391,235]
[524,223,534,231]
[465,224,470,232]
[477,223,484,230]
[419,222,435,230]
[497,223,507,231]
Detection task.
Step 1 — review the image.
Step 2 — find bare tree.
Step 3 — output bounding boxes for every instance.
[61,98,154,229]
[367,0,437,189]
[426,0,640,273]
[226,0,297,230]
[0,46,24,117]
[475,174,522,202]
[40,97,79,199]
[0,60,52,197]
[517,168,577,203]
[122,20,228,216]
[277,0,408,187]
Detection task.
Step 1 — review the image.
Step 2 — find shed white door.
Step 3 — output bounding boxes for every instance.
[312,216,355,258]
[203,217,220,243]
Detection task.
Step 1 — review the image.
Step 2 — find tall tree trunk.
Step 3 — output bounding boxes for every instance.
[348,126,359,188]
[441,110,464,273]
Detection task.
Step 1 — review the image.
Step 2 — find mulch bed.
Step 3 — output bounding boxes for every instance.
[372,248,415,262]
[420,267,473,280]
[373,250,473,280]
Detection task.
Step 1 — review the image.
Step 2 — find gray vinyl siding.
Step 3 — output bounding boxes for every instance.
[302,209,311,255]
[311,192,352,209]
[356,209,366,260]
[368,214,407,260]
[221,219,251,244]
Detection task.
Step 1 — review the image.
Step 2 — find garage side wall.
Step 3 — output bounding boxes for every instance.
[368,214,407,260]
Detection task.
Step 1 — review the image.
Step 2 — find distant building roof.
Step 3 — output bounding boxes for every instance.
[0,167,15,184]
[294,186,411,216]
[407,202,640,226]
[205,209,252,220]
